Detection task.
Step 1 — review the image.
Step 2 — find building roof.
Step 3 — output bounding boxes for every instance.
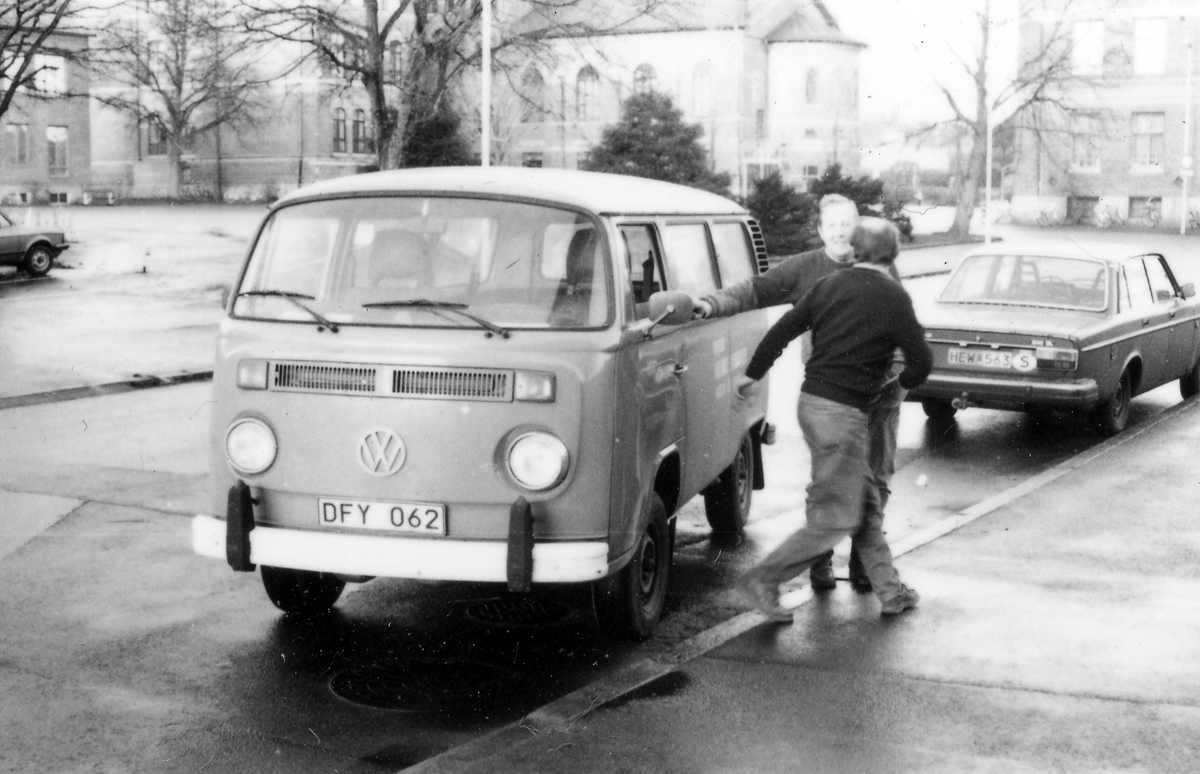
[511,0,861,45]
[274,167,748,217]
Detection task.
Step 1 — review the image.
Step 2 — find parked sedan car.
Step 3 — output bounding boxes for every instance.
[0,208,70,277]
[907,241,1200,435]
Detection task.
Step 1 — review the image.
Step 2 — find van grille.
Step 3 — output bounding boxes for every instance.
[393,367,511,401]
[267,361,513,401]
[746,219,770,275]
[274,363,377,393]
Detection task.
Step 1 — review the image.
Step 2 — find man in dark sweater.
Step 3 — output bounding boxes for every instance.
[734,218,932,621]
[695,194,903,593]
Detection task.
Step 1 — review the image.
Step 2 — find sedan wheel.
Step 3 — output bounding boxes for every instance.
[23,245,53,278]
[1094,369,1131,436]
[1182,359,1200,400]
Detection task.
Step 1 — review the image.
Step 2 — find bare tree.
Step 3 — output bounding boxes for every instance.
[93,0,264,197]
[913,0,1101,236]
[0,0,83,122]
[240,0,674,170]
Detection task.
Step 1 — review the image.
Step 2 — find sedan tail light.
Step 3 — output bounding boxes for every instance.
[1035,346,1078,372]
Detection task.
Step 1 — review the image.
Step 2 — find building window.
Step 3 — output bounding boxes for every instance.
[576,66,599,120]
[692,63,711,119]
[1071,20,1104,75]
[633,64,656,95]
[755,109,766,141]
[801,165,820,191]
[352,108,373,153]
[48,191,68,204]
[35,54,66,95]
[746,162,781,184]
[333,108,347,153]
[6,123,29,165]
[1131,112,1164,168]
[1070,112,1100,171]
[522,68,546,123]
[522,152,543,168]
[46,126,68,176]
[147,117,166,156]
[389,41,402,82]
[805,68,818,103]
[1133,19,1167,76]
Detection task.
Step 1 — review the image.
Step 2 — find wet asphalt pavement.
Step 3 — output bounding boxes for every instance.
[3,208,1200,771]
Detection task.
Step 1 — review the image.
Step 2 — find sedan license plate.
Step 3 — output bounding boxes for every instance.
[318,497,446,536]
[946,347,1036,372]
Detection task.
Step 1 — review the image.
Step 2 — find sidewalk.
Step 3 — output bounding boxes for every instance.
[412,398,1200,774]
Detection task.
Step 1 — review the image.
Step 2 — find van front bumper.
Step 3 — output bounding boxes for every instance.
[191,513,609,584]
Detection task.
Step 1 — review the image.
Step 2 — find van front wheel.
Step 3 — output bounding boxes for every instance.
[261,566,345,616]
[593,493,671,640]
[703,432,754,534]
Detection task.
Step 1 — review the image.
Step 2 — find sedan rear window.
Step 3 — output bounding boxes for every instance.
[940,253,1107,311]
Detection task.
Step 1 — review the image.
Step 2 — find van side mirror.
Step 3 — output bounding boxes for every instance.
[634,291,693,338]
[1181,282,1195,299]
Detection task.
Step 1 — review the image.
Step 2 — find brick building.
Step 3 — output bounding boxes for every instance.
[0,29,91,205]
[508,0,864,197]
[1011,0,1200,228]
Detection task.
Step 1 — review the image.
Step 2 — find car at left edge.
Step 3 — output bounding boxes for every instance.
[0,208,70,278]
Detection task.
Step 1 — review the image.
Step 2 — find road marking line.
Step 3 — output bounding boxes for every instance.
[404,396,1199,774]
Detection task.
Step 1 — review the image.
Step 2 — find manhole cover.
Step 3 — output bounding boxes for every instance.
[330,657,522,712]
[463,596,577,628]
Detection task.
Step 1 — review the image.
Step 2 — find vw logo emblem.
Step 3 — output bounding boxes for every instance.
[358,428,406,476]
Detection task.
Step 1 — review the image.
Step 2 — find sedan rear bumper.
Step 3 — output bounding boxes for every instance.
[907,372,1100,412]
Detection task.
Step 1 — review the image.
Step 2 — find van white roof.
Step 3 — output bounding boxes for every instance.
[274,166,748,217]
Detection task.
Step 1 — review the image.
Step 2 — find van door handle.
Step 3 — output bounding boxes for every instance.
[673,363,689,377]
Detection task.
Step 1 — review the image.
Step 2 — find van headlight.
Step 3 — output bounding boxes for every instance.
[506,432,569,491]
[226,418,277,475]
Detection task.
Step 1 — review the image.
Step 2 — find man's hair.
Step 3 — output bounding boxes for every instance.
[850,217,900,265]
[818,194,857,217]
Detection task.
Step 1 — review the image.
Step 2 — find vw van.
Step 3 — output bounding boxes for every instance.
[192,167,771,639]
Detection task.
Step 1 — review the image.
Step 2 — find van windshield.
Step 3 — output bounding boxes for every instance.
[233,196,612,330]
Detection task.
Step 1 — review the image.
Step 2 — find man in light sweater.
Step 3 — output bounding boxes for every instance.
[733,218,931,620]
[695,194,901,592]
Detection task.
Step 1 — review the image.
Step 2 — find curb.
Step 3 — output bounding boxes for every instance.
[0,371,213,411]
[403,395,1199,774]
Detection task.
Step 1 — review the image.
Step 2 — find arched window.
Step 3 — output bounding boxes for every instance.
[522,68,546,123]
[633,64,656,95]
[693,62,712,118]
[352,109,367,153]
[333,108,347,153]
[576,66,599,120]
[805,68,818,104]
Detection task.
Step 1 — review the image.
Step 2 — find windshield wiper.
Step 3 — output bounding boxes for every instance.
[237,290,339,333]
[362,298,510,339]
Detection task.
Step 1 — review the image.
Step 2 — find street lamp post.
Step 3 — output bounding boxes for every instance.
[1182,40,1194,234]
[481,0,492,167]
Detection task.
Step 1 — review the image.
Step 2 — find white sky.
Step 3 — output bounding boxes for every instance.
[822,0,1023,126]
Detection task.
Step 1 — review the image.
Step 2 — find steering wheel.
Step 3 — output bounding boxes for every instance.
[1042,275,1075,303]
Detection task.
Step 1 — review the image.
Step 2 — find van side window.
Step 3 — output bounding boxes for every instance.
[620,224,664,305]
[710,221,755,287]
[661,223,718,298]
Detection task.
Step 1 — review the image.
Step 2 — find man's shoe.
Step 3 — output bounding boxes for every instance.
[880,585,919,615]
[809,558,837,591]
[737,576,793,623]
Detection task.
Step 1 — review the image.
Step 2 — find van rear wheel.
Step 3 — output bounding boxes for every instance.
[261,566,345,616]
[703,432,754,534]
[593,493,671,640]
